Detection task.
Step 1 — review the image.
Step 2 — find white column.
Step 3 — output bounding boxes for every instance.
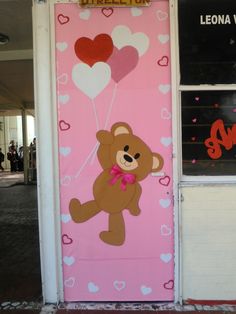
[32,0,63,303]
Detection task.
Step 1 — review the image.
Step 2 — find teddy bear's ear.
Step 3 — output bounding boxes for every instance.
[152,153,164,172]
[111,122,133,137]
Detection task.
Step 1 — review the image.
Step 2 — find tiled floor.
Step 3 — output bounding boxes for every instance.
[0,172,42,302]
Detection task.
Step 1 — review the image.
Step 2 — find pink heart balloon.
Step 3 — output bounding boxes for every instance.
[107,46,139,83]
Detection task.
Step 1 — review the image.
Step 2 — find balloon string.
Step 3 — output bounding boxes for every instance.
[74,142,98,179]
[92,98,99,131]
[104,83,118,130]
[90,83,118,164]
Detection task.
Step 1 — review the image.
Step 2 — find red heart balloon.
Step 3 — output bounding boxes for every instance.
[74,34,113,67]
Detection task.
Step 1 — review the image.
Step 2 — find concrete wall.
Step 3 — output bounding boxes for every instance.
[181,185,236,301]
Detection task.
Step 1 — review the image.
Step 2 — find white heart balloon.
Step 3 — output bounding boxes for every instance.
[111,25,149,57]
[72,62,111,100]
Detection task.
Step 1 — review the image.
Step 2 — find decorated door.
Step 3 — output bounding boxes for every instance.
[55,0,173,301]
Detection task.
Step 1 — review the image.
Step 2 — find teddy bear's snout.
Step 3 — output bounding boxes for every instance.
[124,154,133,163]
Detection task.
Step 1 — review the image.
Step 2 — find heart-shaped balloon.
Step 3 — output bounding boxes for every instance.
[72,62,111,99]
[107,46,139,83]
[74,34,113,67]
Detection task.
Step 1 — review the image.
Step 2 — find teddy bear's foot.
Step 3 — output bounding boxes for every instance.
[69,198,101,223]
[99,231,125,246]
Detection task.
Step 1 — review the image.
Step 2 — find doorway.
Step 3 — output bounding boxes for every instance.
[0,0,42,303]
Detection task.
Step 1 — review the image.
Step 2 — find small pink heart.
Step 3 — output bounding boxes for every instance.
[163,279,174,290]
[159,175,171,186]
[233,108,236,112]
[195,97,200,101]
[192,159,196,164]
[157,56,169,66]
[191,137,196,141]
[62,234,73,245]
[214,103,219,108]
[59,120,71,131]
[192,118,197,123]
[101,8,114,17]
[58,14,70,25]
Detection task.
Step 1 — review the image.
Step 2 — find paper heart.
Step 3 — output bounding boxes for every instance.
[88,282,99,293]
[159,84,170,94]
[131,7,142,17]
[157,56,169,66]
[195,97,200,101]
[58,94,70,105]
[60,175,72,186]
[60,147,71,157]
[159,198,171,208]
[192,118,197,123]
[58,14,70,25]
[57,73,68,85]
[74,34,113,66]
[79,9,91,20]
[72,62,111,100]
[56,42,68,52]
[161,224,172,236]
[111,25,149,57]
[107,46,139,83]
[158,34,170,44]
[62,234,73,245]
[161,137,172,147]
[61,214,71,223]
[140,285,152,295]
[101,8,114,17]
[59,120,71,131]
[163,279,174,290]
[64,277,75,288]
[63,256,75,266]
[159,175,171,186]
[161,108,171,120]
[156,10,168,21]
[160,253,172,263]
[113,280,126,291]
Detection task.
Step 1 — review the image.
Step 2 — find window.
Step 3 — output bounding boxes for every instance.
[178,0,236,176]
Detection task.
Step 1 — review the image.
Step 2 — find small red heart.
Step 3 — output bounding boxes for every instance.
[101,8,114,18]
[59,120,71,131]
[157,56,169,66]
[62,234,73,245]
[58,14,70,25]
[159,175,171,186]
[163,279,174,290]
[75,34,113,66]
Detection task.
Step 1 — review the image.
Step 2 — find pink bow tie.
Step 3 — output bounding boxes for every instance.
[109,165,136,191]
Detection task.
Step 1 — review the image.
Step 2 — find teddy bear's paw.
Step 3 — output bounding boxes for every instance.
[129,207,141,216]
[99,231,125,246]
[69,198,83,222]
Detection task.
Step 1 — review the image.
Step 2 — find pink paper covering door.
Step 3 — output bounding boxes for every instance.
[55,1,174,301]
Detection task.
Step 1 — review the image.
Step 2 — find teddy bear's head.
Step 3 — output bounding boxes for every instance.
[108,122,164,181]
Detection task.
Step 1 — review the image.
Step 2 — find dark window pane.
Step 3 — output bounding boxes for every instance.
[179,0,236,85]
[182,91,236,175]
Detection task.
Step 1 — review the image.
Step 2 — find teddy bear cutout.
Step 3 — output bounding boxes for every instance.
[69,122,164,246]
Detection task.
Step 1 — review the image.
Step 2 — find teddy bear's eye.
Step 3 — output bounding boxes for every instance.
[124,145,129,152]
[134,153,140,159]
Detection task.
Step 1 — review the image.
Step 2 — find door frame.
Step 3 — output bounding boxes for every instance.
[33,0,181,304]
